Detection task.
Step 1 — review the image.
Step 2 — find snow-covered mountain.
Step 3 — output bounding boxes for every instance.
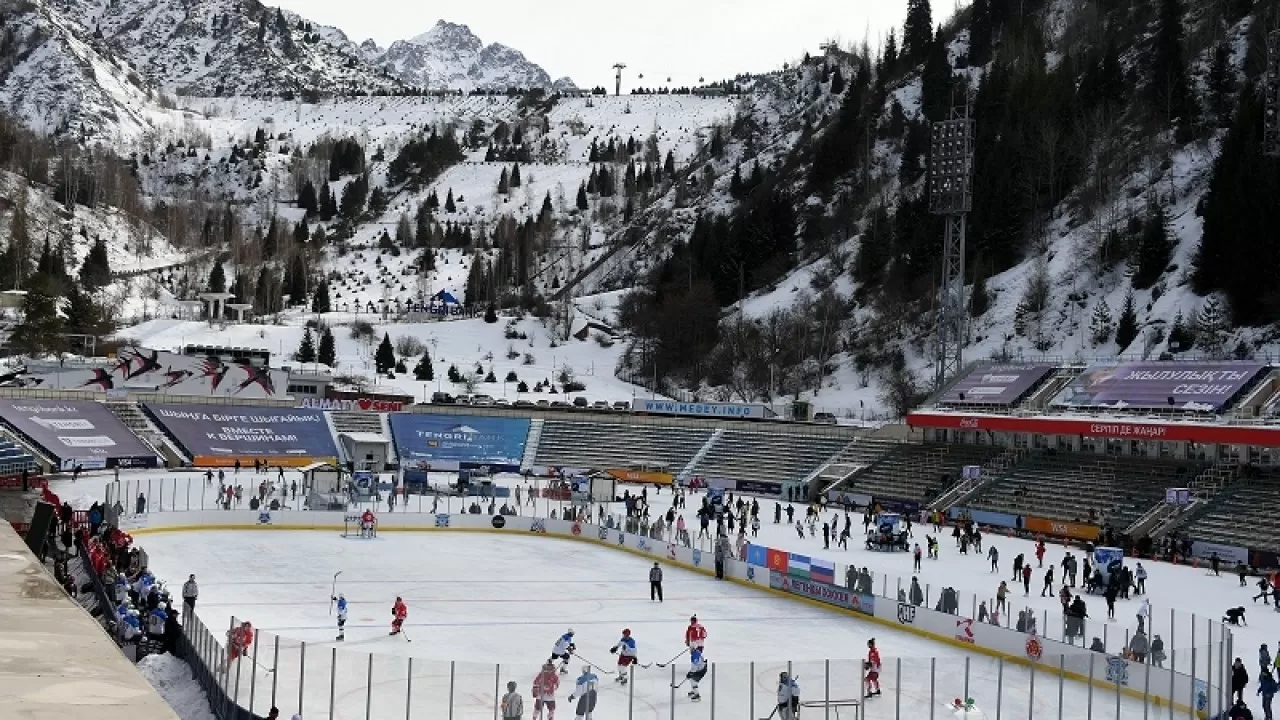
[40,0,402,97]
[364,20,572,92]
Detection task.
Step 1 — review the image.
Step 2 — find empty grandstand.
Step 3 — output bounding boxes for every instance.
[691,430,853,486]
[533,420,713,475]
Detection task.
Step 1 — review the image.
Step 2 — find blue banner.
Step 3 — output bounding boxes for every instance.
[746,544,768,567]
[388,414,530,471]
[950,507,1020,529]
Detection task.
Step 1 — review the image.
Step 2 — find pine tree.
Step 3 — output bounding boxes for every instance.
[79,236,112,291]
[920,34,954,122]
[829,67,845,95]
[1089,299,1114,346]
[413,353,434,381]
[1206,41,1235,128]
[312,280,331,313]
[445,188,456,213]
[1195,296,1229,358]
[882,29,899,76]
[340,175,369,219]
[1115,291,1139,350]
[63,283,111,338]
[318,326,336,366]
[298,179,318,216]
[484,304,498,323]
[286,253,308,303]
[1168,310,1194,353]
[902,0,933,61]
[576,183,588,210]
[663,151,676,178]
[1130,205,1172,290]
[969,0,992,66]
[375,333,396,373]
[497,167,510,194]
[510,164,522,187]
[709,129,724,158]
[297,326,317,362]
[9,286,63,356]
[1149,0,1197,135]
[319,183,336,221]
[396,214,413,247]
[207,261,227,293]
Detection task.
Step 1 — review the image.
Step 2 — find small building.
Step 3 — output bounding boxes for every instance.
[338,432,391,472]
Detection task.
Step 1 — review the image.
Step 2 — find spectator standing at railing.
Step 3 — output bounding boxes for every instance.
[135,493,146,515]
[182,574,198,612]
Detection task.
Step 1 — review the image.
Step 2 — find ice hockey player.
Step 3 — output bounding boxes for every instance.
[550,629,576,674]
[777,671,800,720]
[532,661,560,720]
[567,666,598,720]
[865,638,883,696]
[332,593,348,641]
[390,596,407,635]
[685,616,706,651]
[610,629,638,683]
[685,647,708,701]
[361,509,376,538]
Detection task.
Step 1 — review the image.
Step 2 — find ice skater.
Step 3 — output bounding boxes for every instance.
[550,629,575,674]
[567,666,598,720]
[610,629,638,683]
[332,593,348,641]
[684,647,707,701]
[865,638,882,696]
[532,662,560,720]
[390,596,407,635]
[777,671,800,720]
[988,546,999,573]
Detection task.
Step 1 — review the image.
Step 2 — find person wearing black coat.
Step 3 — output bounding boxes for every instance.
[1233,658,1250,704]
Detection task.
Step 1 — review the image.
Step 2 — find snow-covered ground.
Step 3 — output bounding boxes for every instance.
[136,653,219,720]
[117,311,654,405]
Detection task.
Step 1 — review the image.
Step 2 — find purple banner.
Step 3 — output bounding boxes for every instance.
[1051,362,1266,412]
[145,403,338,462]
[940,364,1056,405]
[0,400,158,470]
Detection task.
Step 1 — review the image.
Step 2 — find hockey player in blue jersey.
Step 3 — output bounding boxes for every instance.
[332,594,349,641]
[609,628,638,683]
[685,647,708,701]
[549,629,576,674]
[567,666,598,719]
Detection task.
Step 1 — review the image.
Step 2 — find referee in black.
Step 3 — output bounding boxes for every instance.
[649,562,664,601]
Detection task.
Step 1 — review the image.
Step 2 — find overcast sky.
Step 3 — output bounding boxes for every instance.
[273,0,949,90]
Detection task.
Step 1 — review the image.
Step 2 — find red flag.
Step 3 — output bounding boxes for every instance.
[767,548,789,573]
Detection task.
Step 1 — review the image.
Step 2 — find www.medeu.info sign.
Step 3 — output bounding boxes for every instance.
[144,404,339,467]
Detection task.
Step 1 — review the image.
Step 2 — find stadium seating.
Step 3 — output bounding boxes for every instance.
[0,433,43,476]
[533,420,713,472]
[966,452,1203,529]
[1179,469,1280,553]
[837,443,1006,503]
[690,430,853,485]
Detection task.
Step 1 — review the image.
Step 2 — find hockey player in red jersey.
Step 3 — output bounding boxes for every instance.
[684,616,707,651]
[864,638,882,696]
[228,621,254,662]
[390,597,407,635]
[532,661,561,720]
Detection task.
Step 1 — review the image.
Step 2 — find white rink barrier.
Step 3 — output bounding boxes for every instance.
[128,511,1227,720]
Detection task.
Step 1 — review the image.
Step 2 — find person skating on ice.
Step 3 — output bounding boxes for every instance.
[550,630,575,674]
[532,662,560,720]
[610,629,638,683]
[685,647,708,701]
[567,666,598,720]
[331,593,348,641]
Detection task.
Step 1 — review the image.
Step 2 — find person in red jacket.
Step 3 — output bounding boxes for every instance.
[1035,539,1046,568]
[1022,564,1034,595]
[864,638,882,696]
[532,661,560,720]
[684,616,707,651]
[390,597,407,635]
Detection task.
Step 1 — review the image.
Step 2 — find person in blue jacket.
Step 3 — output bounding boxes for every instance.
[1259,670,1278,720]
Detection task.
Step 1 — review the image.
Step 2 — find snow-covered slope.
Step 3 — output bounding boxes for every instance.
[366,21,569,92]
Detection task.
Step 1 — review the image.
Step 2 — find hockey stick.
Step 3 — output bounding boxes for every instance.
[329,571,342,615]
[670,676,690,689]
[656,646,690,668]
[571,652,612,675]
[400,629,412,643]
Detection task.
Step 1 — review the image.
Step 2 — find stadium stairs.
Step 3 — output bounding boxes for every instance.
[963,452,1205,530]
[532,420,713,473]
[105,402,185,467]
[687,429,854,486]
[1126,463,1240,538]
[834,442,1006,505]
[0,436,40,478]
[1176,468,1280,554]
[927,447,1029,512]
[810,437,902,497]
[0,425,54,474]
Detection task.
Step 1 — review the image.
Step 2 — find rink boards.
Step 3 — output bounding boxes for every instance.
[125,510,1221,718]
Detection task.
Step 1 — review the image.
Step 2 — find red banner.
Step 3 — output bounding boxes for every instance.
[908,411,1280,447]
[766,548,789,573]
[0,476,47,490]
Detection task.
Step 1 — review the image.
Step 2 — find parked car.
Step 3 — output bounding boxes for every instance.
[455,395,473,405]
[612,401,631,411]
[472,395,495,406]
[572,396,589,408]
[494,398,510,407]
[536,399,551,408]
[431,392,456,404]
[514,399,535,408]
[813,412,837,425]
[591,400,610,410]
[550,400,571,408]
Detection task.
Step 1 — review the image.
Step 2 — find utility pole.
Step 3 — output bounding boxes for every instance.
[612,63,627,96]
[1265,30,1279,158]
[928,104,976,391]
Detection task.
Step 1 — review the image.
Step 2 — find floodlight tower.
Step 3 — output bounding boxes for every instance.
[928,105,976,391]
[613,63,627,96]
[1265,30,1279,158]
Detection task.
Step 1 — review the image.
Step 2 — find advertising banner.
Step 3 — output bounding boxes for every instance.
[1022,516,1102,542]
[940,364,1056,405]
[0,400,157,469]
[388,414,530,472]
[1051,361,1265,412]
[908,410,1280,447]
[950,507,1020,529]
[634,398,769,419]
[1190,540,1249,566]
[769,570,874,616]
[736,479,782,496]
[145,404,338,466]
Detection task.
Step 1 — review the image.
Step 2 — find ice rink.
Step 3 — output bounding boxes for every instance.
[138,528,1167,720]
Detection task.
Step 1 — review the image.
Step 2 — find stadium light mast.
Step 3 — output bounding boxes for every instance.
[1265,30,1280,158]
[928,103,976,391]
[613,63,627,96]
